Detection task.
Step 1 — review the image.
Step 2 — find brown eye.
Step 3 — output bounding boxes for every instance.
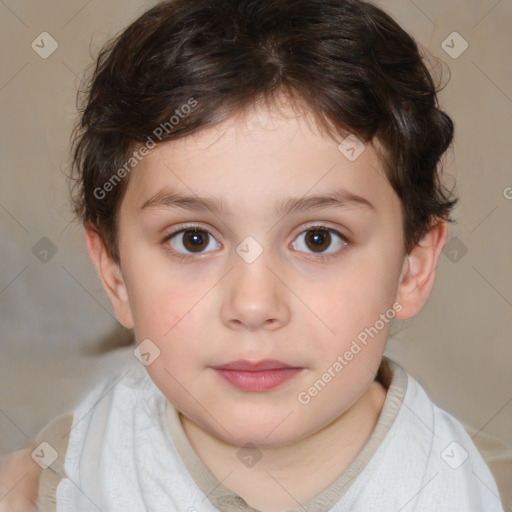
[168,228,220,255]
[305,229,331,252]
[182,229,208,252]
[291,227,347,256]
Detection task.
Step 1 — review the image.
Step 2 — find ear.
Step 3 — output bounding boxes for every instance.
[85,227,134,329]
[395,218,448,320]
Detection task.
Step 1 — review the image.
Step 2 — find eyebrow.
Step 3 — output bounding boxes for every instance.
[140,188,375,216]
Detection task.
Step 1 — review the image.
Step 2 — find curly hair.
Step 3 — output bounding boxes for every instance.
[70,0,458,263]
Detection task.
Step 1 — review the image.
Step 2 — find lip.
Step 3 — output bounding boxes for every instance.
[211,359,297,371]
[211,359,303,391]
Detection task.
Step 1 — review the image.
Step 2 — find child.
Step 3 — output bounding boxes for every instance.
[0,0,506,510]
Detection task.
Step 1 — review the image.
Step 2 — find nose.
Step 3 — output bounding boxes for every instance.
[220,252,291,332]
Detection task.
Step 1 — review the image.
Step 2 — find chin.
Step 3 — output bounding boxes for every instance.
[203,413,308,449]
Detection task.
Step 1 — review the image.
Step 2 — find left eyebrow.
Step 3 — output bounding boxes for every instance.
[275,189,375,216]
[140,188,375,216]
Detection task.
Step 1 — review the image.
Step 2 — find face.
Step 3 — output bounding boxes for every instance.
[115,98,407,447]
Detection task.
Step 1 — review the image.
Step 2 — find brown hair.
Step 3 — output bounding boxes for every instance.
[70,0,458,263]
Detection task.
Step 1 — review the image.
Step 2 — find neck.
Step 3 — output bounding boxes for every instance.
[180,380,387,512]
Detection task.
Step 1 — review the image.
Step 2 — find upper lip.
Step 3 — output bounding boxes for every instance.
[211,359,299,371]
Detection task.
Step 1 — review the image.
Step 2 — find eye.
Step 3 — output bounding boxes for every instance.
[291,226,348,257]
[166,227,221,255]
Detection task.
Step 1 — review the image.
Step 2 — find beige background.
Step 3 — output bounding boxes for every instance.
[0,0,511,471]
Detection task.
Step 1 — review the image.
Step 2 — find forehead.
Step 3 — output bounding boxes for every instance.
[122,100,397,218]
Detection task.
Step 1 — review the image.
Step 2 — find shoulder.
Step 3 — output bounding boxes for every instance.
[0,363,162,512]
[401,373,505,510]
[33,412,74,511]
[0,412,74,512]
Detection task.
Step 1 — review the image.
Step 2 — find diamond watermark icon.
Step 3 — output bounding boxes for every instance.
[31,441,58,469]
[134,338,161,366]
[237,443,263,468]
[236,236,263,264]
[31,32,59,59]
[441,441,469,469]
[338,134,366,161]
[441,32,468,59]
[442,237,468,263]
[32,237,58,263]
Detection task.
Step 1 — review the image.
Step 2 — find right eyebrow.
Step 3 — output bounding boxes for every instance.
[140,191,232,215]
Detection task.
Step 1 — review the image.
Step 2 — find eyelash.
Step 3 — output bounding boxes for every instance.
[162,223,351,263]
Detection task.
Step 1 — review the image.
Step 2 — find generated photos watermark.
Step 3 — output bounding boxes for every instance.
[297,301,403,405]
[93,97,198,200]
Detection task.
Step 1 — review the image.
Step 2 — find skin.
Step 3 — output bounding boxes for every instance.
[0,96,444,512]
[0,447,40,512]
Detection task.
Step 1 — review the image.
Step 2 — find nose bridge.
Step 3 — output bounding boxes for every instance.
[232,237,278,298]
[220,235,290,330]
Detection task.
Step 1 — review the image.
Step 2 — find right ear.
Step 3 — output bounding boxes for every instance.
[85,227,134,329]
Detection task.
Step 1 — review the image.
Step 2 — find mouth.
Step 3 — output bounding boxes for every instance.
[210,359,303,391]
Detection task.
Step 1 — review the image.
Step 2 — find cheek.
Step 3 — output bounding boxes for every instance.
[313,264,397,332]
[124,247,201,327]
[127,271,213,370]
[124,245,218,333]
[301,253,400,369]
[132,293,201,348]
[134,295,207,407]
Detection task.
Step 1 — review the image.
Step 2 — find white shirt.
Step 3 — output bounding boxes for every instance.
[49,357,505,511]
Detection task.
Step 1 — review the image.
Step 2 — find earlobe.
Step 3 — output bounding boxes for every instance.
[85,227,134,328]
[395,219,448,320]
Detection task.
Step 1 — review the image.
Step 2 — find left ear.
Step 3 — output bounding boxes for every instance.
[395,218,448,320]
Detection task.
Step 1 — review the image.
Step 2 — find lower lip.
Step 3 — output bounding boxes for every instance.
[213,368,302,391]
